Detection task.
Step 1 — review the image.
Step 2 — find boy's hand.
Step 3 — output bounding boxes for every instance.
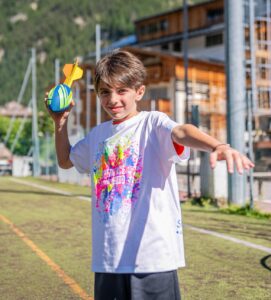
[209,144,255,174]
[44,92,75,126]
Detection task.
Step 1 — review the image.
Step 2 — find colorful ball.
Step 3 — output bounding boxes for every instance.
[47,84,72,112]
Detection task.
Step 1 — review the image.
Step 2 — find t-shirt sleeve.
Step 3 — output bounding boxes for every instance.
[69,134,91,174]
[153,112,190,163]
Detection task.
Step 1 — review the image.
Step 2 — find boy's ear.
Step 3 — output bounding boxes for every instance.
[136,85,145,101]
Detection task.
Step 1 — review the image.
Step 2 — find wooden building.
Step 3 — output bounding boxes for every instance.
[134,0,271,116]
[134,0,225,61]
[78,46,226,142]
[133,0,271,169]
[77,0,270,169]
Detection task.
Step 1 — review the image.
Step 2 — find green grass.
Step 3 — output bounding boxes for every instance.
[0,177,93,299]
[221,204,271,219]
[180,231,270,300]
[190,197,271,219]
[24,176,92,196]
[180,202,271,299]
[0,177,270,300]
[182,202,271,248]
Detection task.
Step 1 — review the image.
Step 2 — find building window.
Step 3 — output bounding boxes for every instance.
[259,67,267,79]
[161,43,169,50]
[207,8,224,24]
[147,87,168,100]
[173,41,182,52]
[160,19,168,32]
[140,25,147,36]
[149,22,158,34]
[140,19,168,36]
[205,33,223,47]
[258,90,271,109]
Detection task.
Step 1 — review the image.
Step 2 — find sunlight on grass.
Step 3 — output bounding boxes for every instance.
[0,177,270,299]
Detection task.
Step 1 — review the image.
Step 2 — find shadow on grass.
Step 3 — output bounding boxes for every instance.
[260,255,271,272]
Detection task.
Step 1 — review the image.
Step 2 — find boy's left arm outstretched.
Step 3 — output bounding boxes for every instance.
[171,124,254,174]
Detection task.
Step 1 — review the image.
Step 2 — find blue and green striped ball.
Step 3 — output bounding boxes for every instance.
[47,84,72,112]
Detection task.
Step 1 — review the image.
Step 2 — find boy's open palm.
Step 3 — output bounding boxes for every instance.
[209,144,254,174]
[171,124,254,175]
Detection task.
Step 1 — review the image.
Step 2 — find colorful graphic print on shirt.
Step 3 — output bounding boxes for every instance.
[93,132,143,223]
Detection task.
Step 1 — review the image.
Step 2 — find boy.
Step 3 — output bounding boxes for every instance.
[46,50,254,300]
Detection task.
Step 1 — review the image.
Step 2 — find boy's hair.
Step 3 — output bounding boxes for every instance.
[94,50,147,92]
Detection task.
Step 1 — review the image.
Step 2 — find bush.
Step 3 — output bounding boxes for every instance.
[191,197,218,208]
[220,204,271,220]
[189,198,271,220]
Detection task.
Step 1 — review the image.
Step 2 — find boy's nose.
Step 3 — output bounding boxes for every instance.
[110,92,119,103]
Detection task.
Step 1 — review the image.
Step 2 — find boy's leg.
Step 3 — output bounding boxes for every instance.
[94,273,131,300]
[130,270,181,300]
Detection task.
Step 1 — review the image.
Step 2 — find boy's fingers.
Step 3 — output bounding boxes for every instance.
[233,151,243,174]
[44,92,49,104]
[211,146,254,174]
[242,155,255,169]
[209,151,217,169]
[225,152,234,173]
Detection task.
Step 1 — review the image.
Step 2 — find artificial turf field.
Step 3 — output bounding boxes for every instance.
[0,177,270,300]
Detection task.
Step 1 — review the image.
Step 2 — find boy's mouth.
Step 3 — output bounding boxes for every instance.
[108,106,124,112]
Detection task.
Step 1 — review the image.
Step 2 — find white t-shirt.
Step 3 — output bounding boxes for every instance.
[70,111,190,273]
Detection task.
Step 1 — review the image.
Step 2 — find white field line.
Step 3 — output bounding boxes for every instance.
[8,178,271,254]
[185,224,271,254]
[9,178,91,202]
[255,200,271,204]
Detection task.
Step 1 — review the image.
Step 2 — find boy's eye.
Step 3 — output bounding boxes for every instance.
[100,90,109,96]
[118,89,127,94]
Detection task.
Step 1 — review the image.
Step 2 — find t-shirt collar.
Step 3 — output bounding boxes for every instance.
[111,112,144,131]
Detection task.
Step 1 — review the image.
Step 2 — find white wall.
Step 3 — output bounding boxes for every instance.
[187,36,225,62]
[57,134,90,186]
[13,156,32,177]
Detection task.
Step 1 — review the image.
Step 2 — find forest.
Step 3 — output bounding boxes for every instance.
[0,0,203,108]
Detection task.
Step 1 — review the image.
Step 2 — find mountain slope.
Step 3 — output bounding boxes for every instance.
[0,0,205,108]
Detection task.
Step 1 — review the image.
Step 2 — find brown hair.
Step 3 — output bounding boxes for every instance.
[94,50,146,92]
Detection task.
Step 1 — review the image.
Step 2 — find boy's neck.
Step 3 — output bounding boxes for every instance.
[112,111,139,125]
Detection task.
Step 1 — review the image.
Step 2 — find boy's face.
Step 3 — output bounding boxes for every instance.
[98,81,145,121]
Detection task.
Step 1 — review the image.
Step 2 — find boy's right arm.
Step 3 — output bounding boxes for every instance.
[54,118,73,169]
[45,94,74,169]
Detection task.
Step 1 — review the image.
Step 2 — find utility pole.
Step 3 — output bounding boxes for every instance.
[225,1,246,205]
[55,58,60,180]
[248,0,257,209]
[75,83,81,138]
[151,99,156,111]
[267,0,271,97]
[247,90,254,209]
[45,132,50,177]
[248,0,257,111]
[55,58,60,86]
[183,0,191,198]
[31,48,40,177]
[96,24,101,125]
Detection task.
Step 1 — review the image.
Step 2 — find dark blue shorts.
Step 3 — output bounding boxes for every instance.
[94,270,181,300]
